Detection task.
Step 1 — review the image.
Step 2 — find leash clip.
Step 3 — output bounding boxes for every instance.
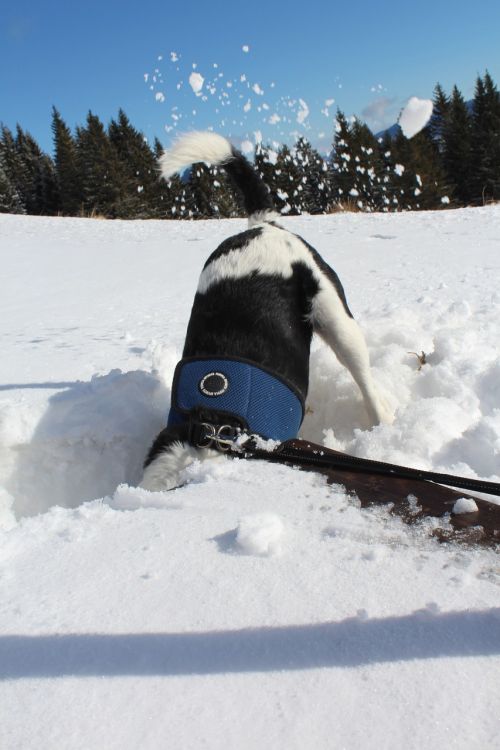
[195,422,239,452]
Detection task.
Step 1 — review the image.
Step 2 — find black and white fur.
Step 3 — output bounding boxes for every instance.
[140,132,392,491]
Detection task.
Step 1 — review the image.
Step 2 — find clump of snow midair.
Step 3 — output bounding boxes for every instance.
[297,99,309,125]
[240,140,254,154]
[399,97,433,138]
[189,72,204,95]
[242,45,250,53]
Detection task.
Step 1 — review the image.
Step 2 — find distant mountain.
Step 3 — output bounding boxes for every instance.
[374,123,401,140]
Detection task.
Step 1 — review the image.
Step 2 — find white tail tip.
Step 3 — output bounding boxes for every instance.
[159,131,233,179]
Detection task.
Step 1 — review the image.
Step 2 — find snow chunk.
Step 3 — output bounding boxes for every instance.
[240,140,254,155]
[189,72,204,95]
[452,497,479,515]
[236,513,284,556]
[399,97,433,138]
[155,92,165,103]
[242,45,250,53]
[297,99,309,125]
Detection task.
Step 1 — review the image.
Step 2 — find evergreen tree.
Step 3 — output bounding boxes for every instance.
[0,125,26,210]
[376,132,399,210]
[471,72,500,204]
[0,142,25,213]
[254,143,279,202]
[272,144,304,214]
[442,85,473,205]
[15,126,59,215]
[331,112,384,211]
[108,110,163,217]
[330,110,355,207]
[390,128,448,210]
[52,107,82,215]
[184,162,237,218]
[293,138,332,214]
[76,111,124,217]
[427,83,450,153]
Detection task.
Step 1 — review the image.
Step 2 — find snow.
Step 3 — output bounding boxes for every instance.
[1,208,500,749]
[189,71,204,95]
[453,497,479,514]
[399,96,433,138]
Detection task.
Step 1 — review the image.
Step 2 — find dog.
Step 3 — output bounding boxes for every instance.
[140,132,392,491]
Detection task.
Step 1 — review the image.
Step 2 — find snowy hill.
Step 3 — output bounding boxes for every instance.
[0,209,499,749]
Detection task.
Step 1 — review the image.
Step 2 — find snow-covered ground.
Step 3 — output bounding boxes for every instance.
[0,208,499,749]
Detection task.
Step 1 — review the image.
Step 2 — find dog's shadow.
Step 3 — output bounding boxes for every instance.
[5,370,170,518]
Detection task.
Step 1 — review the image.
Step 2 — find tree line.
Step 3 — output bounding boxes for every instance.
[1,72,499,218]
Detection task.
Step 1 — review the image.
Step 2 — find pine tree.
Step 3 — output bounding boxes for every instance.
[376,132,399,210]
[471,72,500,204]
[76,111,124,217]
[0,125,26,210]
[52,108,82,215]
[330,110,354,207]
[272,144,304,214]
[390,129,448,210]
[184,162,237,218]
[15,126,59,215]
[108,110,162,217]
[293,138,331,214]
[330,112,384,211]
[427,83,450,153]
[442,85,473,205]
[254,143,279,203]
[0,142,25,213]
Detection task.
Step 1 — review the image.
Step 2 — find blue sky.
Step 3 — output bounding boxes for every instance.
[2,0,500,155]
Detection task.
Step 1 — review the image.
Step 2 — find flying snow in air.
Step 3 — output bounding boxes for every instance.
[399,96,433,138]
[240,140,254,154]
[297,99,310,125]
[189,72,205,95]
[242,45,250,53]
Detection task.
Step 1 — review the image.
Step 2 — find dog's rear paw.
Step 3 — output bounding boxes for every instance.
[368,398,395,426]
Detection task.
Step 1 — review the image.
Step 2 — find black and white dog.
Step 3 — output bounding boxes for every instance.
[140,132,392,491]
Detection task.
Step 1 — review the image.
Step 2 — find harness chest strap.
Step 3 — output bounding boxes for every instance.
[168,356,305,444]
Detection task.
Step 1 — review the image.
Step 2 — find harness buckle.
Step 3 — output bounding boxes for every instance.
[194,422,239,452]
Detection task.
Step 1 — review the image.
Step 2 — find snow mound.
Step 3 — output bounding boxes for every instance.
[453,497,479,514]
[235,513,285,556]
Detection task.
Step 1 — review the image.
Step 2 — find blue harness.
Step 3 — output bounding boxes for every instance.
[168,357,304,443]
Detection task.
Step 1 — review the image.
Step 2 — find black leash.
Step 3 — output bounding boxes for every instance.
[239,438,500,498]
[188,415,500,498]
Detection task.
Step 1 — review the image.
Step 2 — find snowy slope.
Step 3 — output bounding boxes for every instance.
[0,209,499,749]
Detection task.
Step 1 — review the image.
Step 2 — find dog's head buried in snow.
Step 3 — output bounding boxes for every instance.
[140,132,393,492]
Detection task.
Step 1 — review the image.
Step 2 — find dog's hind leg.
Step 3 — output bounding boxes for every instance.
[312,287,393,425]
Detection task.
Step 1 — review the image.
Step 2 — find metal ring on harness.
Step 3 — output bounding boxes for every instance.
[195,422,240,452]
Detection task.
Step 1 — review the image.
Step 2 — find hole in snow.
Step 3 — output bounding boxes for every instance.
[1,370,169,519]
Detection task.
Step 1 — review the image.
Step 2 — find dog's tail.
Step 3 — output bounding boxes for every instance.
[159,131,275,223]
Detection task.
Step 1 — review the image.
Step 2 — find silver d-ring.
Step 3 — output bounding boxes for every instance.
[195,422,216,448]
